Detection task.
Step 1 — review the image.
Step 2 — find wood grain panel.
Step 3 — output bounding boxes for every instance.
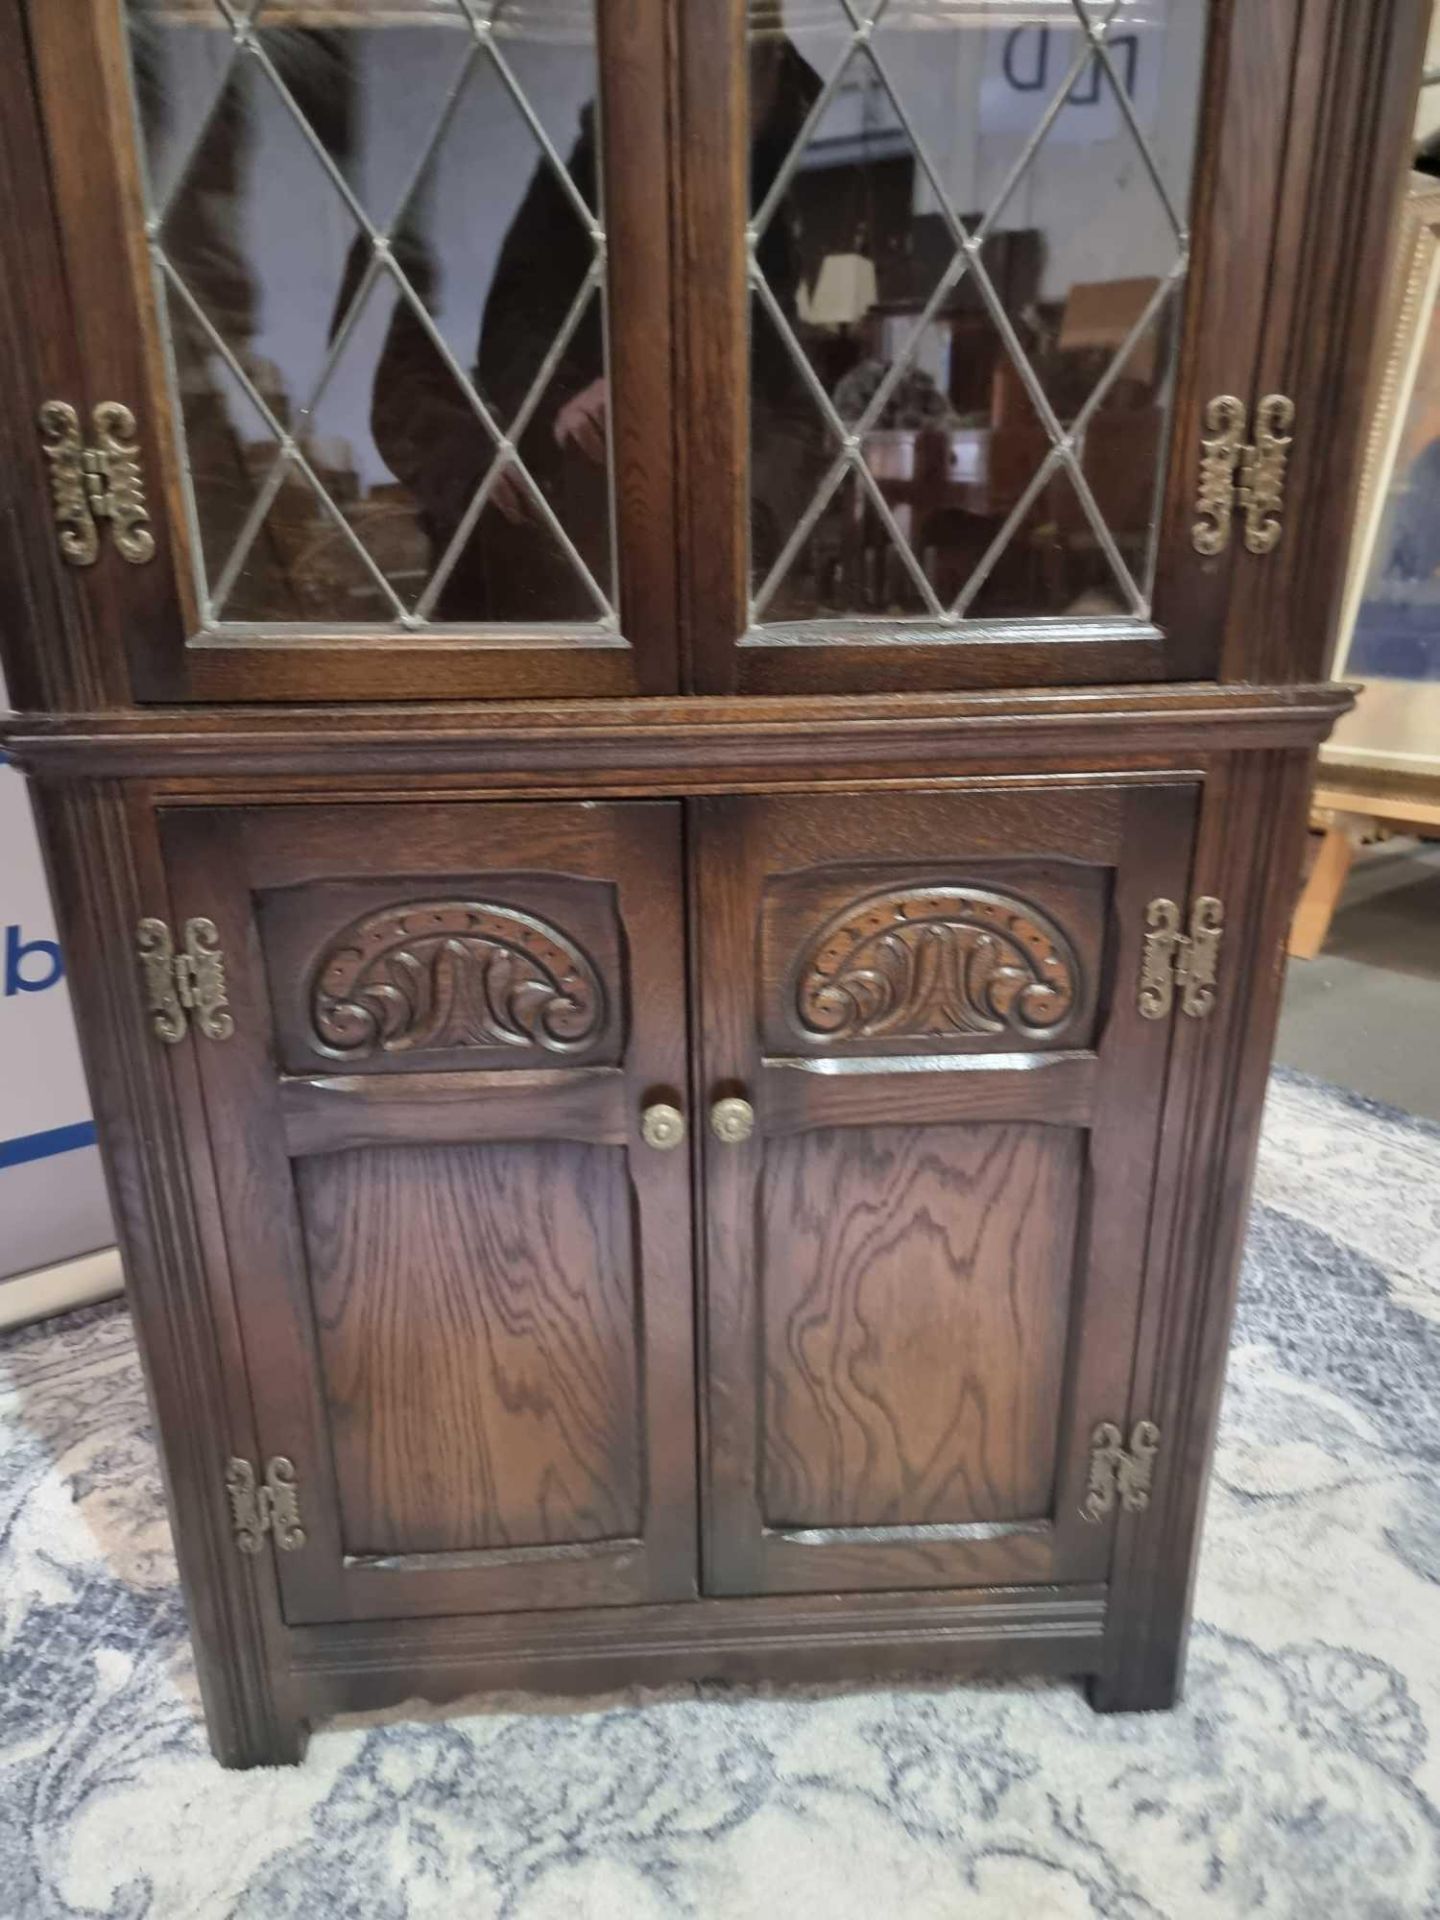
[759,1052,1097,1134]
[280,1068,628,1157]
[297,1140,642,1556]
[760,1122,1082,1531]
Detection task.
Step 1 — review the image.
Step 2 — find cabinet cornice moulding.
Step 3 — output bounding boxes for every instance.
[0,684,1355,782]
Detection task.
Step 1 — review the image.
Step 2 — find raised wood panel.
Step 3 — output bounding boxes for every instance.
[298,1140,642,1557]
[761,1123,1081,1532]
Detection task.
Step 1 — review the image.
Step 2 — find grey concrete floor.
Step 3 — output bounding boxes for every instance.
[1276,839,1440,1121]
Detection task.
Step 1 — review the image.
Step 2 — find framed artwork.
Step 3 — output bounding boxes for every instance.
[1327,174,1440,782]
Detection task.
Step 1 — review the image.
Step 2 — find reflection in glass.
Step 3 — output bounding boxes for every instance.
[748,0,1206,629]
[125,0,613,629]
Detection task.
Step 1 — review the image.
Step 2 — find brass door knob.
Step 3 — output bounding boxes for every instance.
[710,1096,756,1144]
[641,1103,686,1151]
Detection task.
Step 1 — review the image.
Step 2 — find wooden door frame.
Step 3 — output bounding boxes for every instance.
[690,778,1200,1599]
[160,796,699,1623]
[9,0,680,703]
[671,0,1431,697]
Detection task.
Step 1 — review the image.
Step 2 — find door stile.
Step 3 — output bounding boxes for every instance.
[159,807,353,1624]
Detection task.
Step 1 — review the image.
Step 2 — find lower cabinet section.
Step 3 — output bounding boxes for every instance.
[129,772,1245,1756]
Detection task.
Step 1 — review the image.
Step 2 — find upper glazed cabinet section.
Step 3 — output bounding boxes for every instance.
[25,0,676,701]
[686,0,1312,694]
[18,0,1326,703]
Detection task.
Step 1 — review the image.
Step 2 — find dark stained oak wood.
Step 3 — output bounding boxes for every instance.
[291,1583,1110,1713]
[279,1067,629,1157]
[694,781,1199,1599]
[299,1140,643,1556]
[760,1122,1082,1531]
[1091,745,1323,1712]
[1219,0,1433,685]
[0,0,1415,1766]
[759,1053,1098,1135]
[161,798,698,1624]
[0,683,1355,782]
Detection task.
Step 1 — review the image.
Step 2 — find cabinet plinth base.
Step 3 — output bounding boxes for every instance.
[197,1585,1115,1766]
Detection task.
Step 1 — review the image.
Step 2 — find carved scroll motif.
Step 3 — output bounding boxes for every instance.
[309,899,606,1058]
[792,885,1079,1044]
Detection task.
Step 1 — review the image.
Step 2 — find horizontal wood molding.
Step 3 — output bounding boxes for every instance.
[289,1583,1107,1714]
[760,1053,1098,1134]
[3,684,1353,783]
[279,1067,630,1157]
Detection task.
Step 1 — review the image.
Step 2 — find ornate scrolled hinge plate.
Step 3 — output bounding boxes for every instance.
[1192,393,1293,556]
[226,1457,307,1555]
[1137,895,1225,1022]
[1082,1420,1160,1523]
[136,916,234,1046]
[38,399,155,568]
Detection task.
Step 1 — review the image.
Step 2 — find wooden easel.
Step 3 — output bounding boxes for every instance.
[1289,763,1440,959]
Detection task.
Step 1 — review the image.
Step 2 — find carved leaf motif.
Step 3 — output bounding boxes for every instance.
[310,900,605,1058]
[793,886,1079,1044]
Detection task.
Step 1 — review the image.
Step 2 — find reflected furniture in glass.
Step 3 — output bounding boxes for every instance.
[0,0,1424,1765]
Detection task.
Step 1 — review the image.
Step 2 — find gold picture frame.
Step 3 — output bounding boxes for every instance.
[1326,172,1440,787]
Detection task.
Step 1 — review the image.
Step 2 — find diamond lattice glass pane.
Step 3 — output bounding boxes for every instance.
[299,266,498,614]
[435,474,607,622]
[748,0,1207,629]
[125,4,235,214]
[964,460,1132,621]
[224,463,399,622]
[124,0,614,632]
[764,464,931,621]
[252,10,478,234]
[159,54,365,418]
[161,275,284,601]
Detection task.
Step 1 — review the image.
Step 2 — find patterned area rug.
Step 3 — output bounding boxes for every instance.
[2,1070,1438,1919]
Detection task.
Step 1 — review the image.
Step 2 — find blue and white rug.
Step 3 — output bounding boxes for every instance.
[2,1070,1438,1918]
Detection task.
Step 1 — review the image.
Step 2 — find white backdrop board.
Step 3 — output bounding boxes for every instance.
[0,718,114,1286]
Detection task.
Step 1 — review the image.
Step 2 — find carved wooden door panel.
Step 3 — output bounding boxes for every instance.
[27,0,675,702]
[159,800,695,1622]
[694,783,1199,1596]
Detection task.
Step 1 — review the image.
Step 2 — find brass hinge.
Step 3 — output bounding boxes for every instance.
[136,917,235,1046]
[1082,1420,1160,1523]
[38,399,156,568]
[1192,394,1294,557]
[226,1457,307,1555]
[1137,895,1224,1022]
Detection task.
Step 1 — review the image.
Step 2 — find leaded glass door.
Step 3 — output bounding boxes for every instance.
[680,0,1299,693]
[28,0,675,701]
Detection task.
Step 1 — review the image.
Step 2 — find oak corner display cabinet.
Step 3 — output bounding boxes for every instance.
[0,0,1422,1769]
